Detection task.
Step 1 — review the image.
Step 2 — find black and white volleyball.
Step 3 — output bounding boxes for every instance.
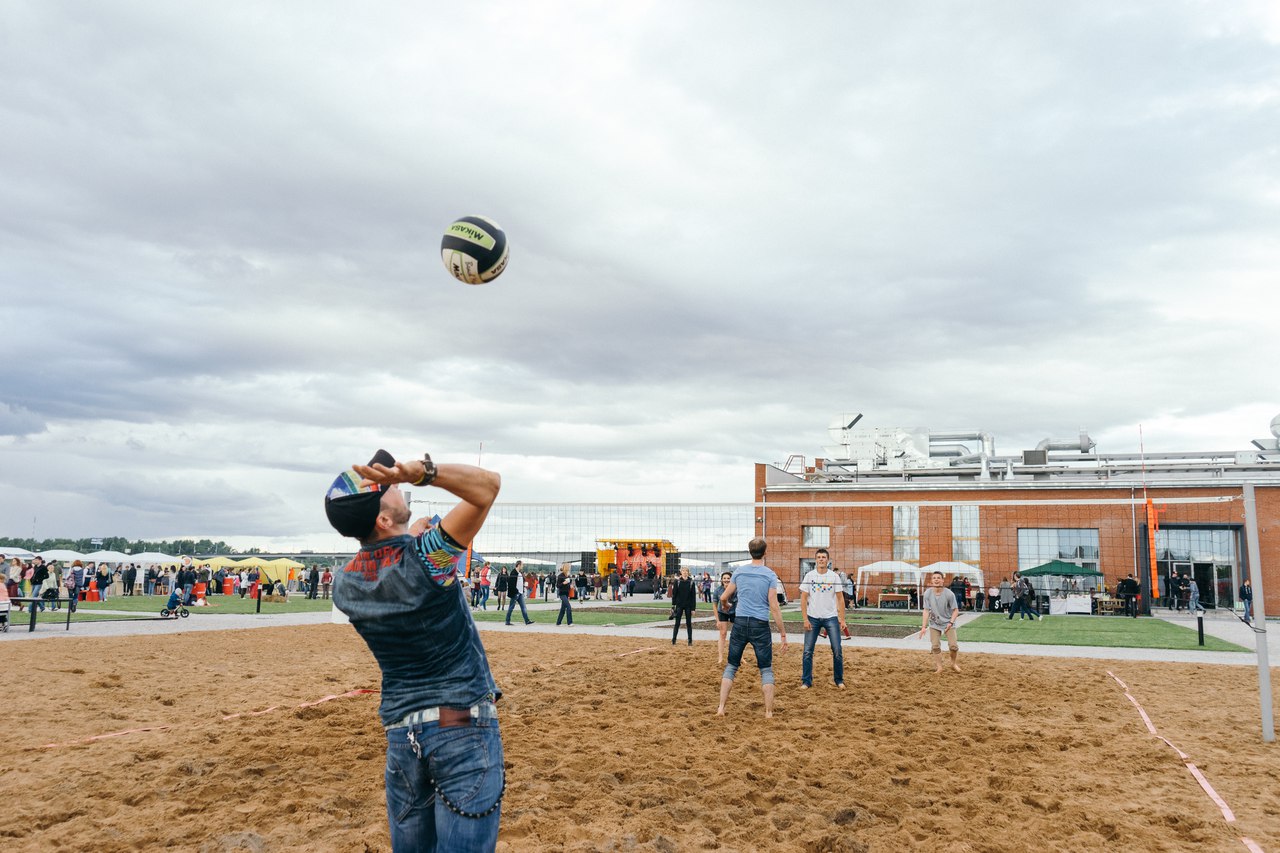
[440,215,509,284]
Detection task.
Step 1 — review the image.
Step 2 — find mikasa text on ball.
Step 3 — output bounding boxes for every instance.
[441,215,509,284]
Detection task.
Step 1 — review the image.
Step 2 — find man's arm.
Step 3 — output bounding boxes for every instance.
[800,586,810,631]
[356,459,500,546]
[717,581,737,611]
[769,588,788,651]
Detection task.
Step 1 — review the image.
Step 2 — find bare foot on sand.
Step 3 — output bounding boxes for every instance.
[952,663,962,673]
[716,705,726,716]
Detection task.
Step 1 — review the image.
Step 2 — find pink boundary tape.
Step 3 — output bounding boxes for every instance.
[37,689,379,748]
[1106,670,1259,850]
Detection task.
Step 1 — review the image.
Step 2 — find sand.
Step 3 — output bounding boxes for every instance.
[2,625,1277,852]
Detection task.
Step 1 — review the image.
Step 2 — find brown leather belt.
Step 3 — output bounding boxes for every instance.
[438,707,471,728]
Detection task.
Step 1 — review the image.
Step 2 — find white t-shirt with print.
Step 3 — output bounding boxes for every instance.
[799,569,843,619]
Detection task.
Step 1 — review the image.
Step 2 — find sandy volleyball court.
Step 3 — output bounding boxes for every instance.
[3,625,1277,852]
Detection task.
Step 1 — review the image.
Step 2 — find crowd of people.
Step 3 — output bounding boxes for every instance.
[0,555,334,611]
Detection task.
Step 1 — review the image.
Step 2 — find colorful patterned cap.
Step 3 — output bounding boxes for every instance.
[324,449,396,539]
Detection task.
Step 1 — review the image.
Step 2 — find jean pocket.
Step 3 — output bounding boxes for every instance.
[430,726,504,816]
[385,743,425,824]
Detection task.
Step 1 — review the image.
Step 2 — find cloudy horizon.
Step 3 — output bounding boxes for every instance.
[2,2,1277,551]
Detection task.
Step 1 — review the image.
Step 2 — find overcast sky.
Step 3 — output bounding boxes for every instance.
[2,2,1277,551]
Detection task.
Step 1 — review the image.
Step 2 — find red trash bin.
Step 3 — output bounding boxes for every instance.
[223,578,235,596]
[87,589,100,602]
[193,583,206,602]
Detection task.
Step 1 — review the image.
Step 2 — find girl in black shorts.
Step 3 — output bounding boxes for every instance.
[713,571,737,665]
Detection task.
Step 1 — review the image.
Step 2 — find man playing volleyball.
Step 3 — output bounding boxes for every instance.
[326,449,503,852]
[716,537,788,717]
[918,570,962,673]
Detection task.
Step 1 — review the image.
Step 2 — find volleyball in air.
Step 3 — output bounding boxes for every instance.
[440,215,509,284]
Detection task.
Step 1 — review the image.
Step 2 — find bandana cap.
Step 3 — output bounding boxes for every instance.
[324,449,396,539]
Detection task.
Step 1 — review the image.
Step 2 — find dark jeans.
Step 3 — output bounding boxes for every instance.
[505,592,530,624]
[671,604,693,644]
[1123,594,1138,617]
[384,715,503,852]
[1008,598,1037,620]
[557,593,573,626]
[722,616,774,683]
[801,615,844,686]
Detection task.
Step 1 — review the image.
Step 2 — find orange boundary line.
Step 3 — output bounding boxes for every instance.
[1106,670,1260,850]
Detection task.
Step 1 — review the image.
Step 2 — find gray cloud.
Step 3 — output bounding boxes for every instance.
[1,1,1277,546]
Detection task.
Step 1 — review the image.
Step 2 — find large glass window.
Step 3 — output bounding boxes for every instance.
[951,505,980,565]
[802,526,829,548]
[1017,528,1099,572]
[892,505,919,563]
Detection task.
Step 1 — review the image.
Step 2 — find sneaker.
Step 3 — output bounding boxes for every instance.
[525,620,535,625]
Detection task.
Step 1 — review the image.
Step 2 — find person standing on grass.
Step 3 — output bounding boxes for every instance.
[555,563,574,627]
[918,570,961,674]
[799,548,846,690]
[670,566,697,646]
[716,537,788,718]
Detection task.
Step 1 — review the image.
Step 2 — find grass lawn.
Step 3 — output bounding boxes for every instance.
[471,608,673,627]
[958,613,1249,652]
[845,611,922,627]
[72,595,336,616]
[3,608,154,627]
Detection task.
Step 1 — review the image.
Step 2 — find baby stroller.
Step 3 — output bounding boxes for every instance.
[160,589,189,619]
[0,598,9,632]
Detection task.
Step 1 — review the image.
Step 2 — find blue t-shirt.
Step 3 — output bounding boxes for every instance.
[731,563,781,620]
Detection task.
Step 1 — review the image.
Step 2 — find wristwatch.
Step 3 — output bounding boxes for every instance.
[412,453,437,487]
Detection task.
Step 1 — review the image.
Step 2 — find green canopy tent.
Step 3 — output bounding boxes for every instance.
[1019,560,1103,577]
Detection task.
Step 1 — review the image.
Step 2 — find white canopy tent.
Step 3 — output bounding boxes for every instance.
[854,560,985,605]
[132,551,178,565]
[82,550,131,564]
[920,561,986,591]
[36,549,86,562]
[0,546,34,559]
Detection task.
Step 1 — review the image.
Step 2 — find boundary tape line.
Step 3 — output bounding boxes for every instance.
[1107,671,1265,851]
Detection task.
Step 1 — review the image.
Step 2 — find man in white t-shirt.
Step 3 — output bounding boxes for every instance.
[799,548,847,689]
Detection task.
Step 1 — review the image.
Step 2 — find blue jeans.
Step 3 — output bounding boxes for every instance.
[557,594,573,625]
[30,583,45,611]
[1243,599,1253,622]
[479,587,490,610]
[801,616,843,686]
[722,616,774,685]
[384,715,504,852]
[505,592,530,624]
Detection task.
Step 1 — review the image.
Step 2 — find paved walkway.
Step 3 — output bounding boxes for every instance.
[3,597,1274,667]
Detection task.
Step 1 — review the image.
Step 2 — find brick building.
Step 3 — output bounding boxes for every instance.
[755,417,1279,616]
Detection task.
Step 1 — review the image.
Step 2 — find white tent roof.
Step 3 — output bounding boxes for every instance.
[132,551,177,564]
[37,549,86,562]
[855,560,985,590]
[82,550,131,564]
[921,561,985,588]
[0,546,34,559]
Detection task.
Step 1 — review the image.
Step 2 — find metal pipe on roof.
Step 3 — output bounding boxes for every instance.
[1036,429,1095,453]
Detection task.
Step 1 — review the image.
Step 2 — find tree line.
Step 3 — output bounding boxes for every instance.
[0,536,254,555]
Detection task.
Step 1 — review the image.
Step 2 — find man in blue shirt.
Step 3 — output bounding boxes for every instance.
[716,538,789,718]
[326,449,503,852]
